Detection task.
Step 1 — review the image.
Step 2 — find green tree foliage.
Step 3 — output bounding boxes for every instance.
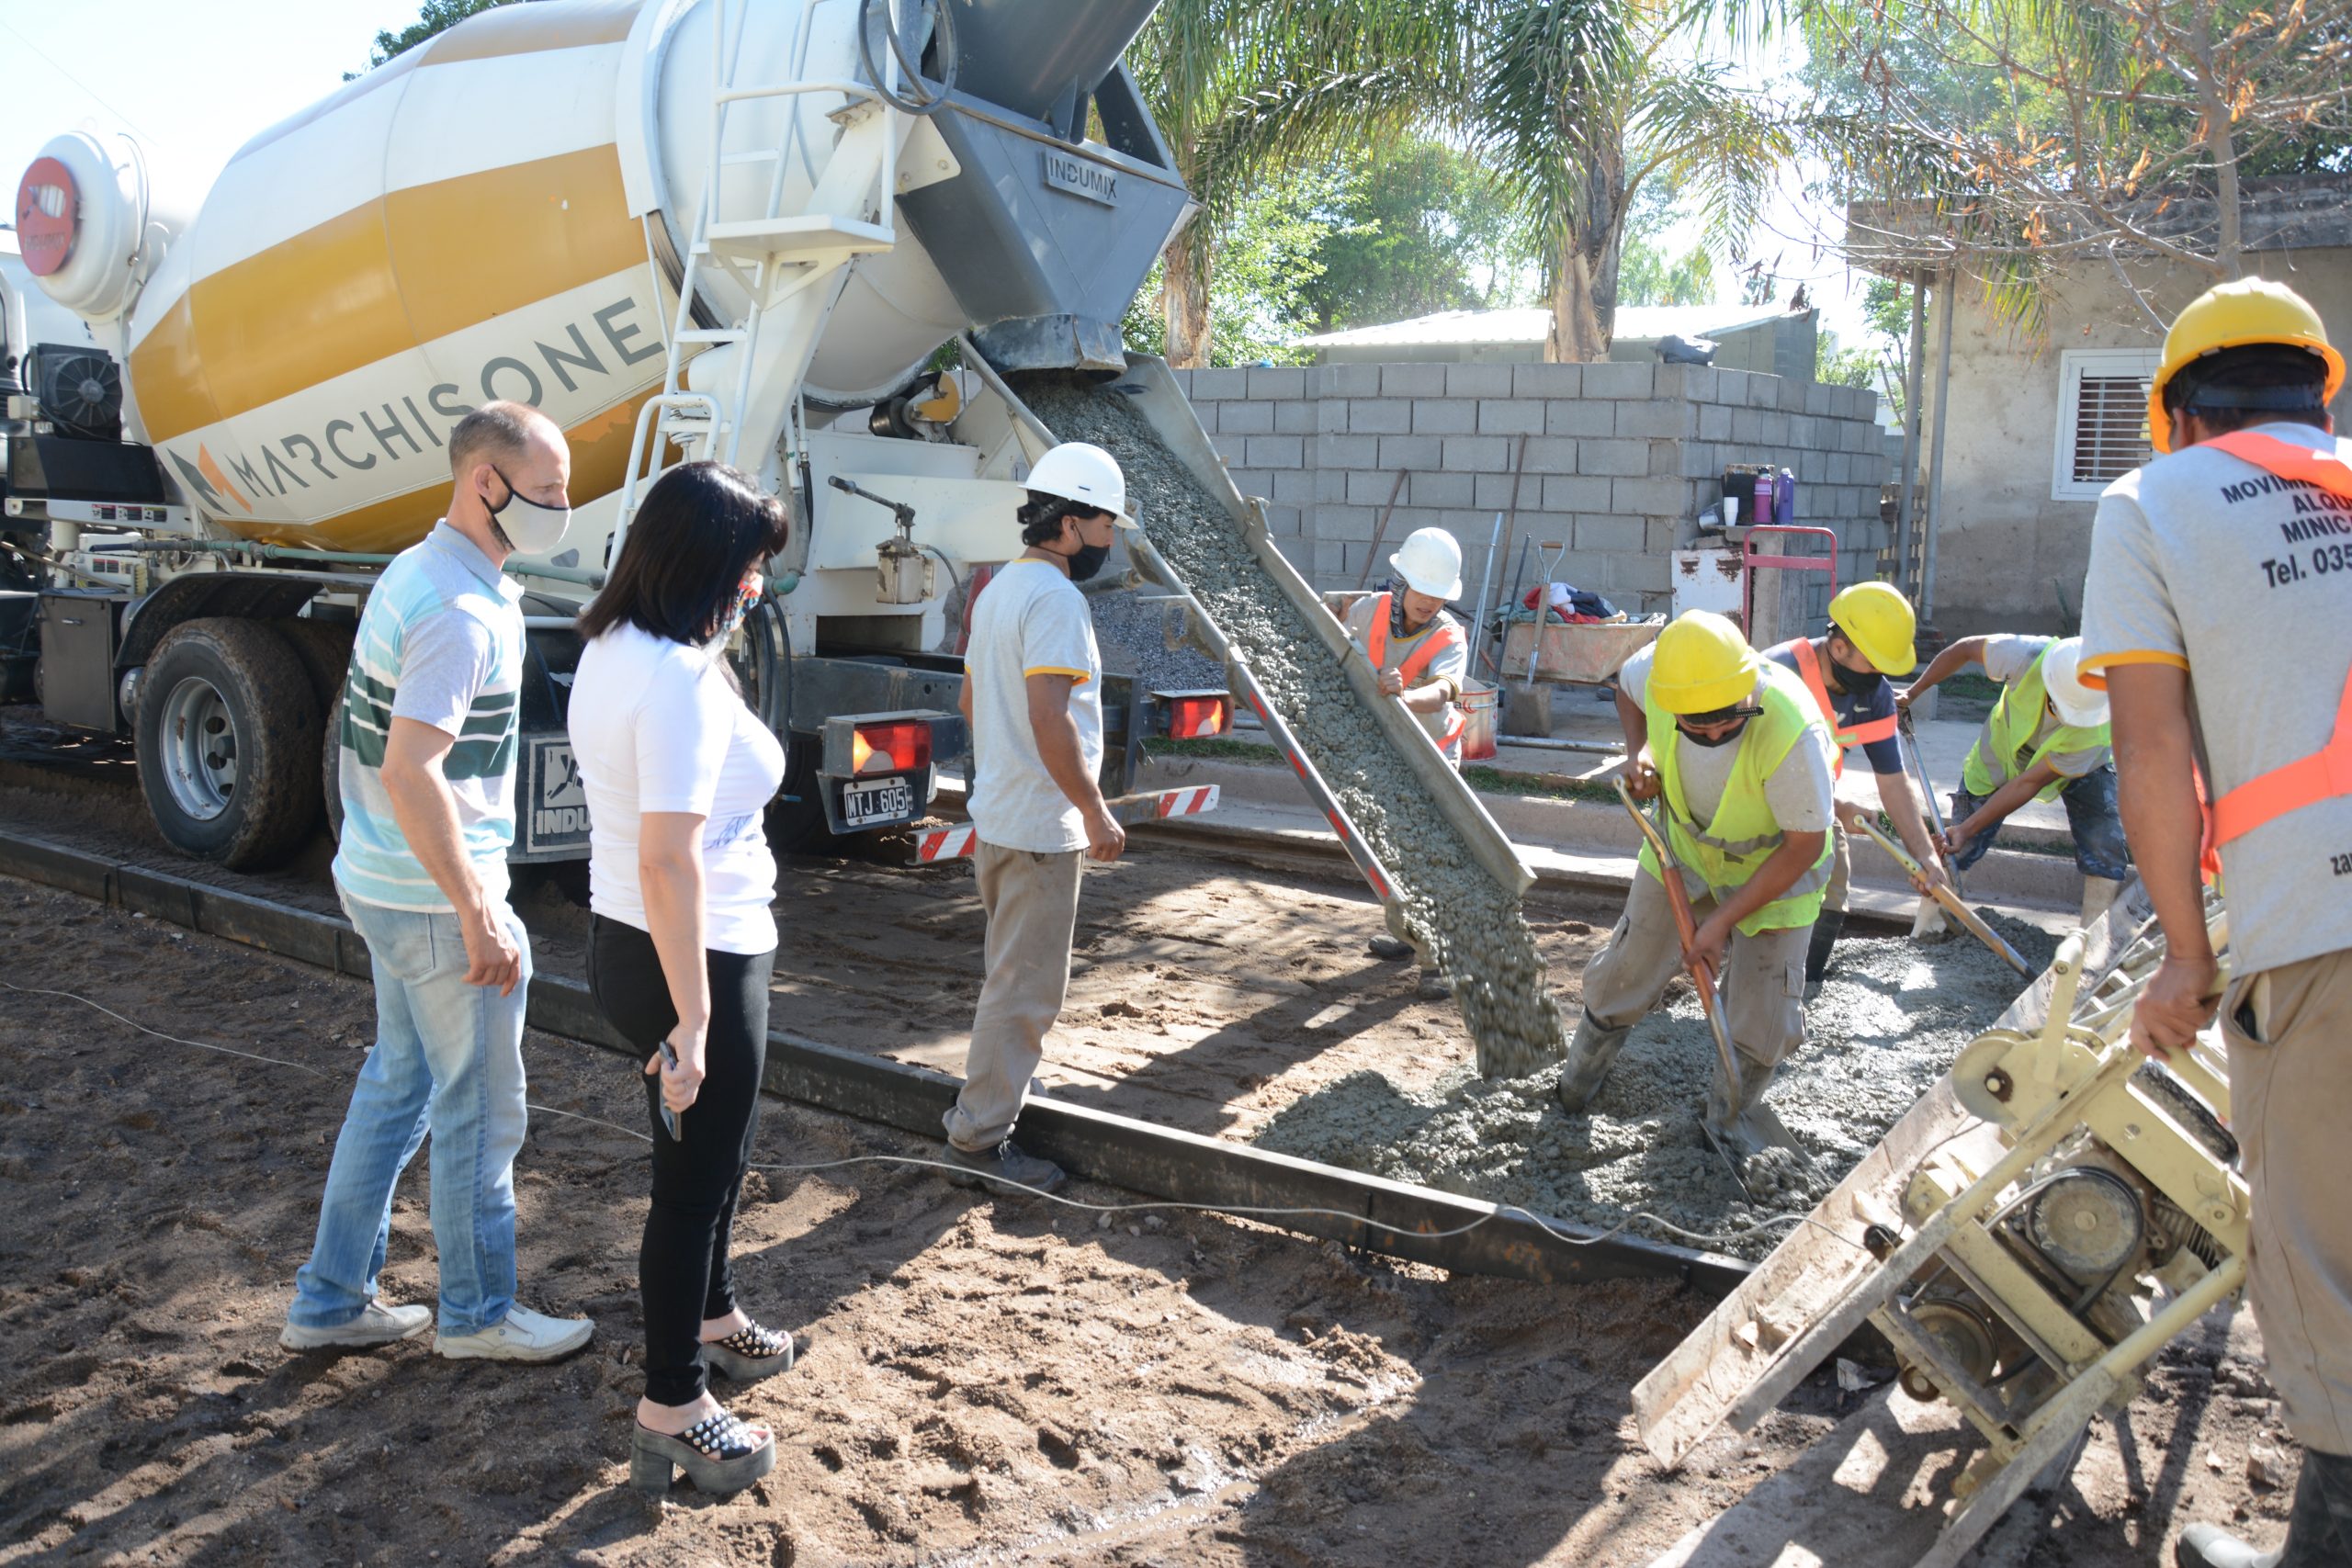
[1294,138,1534,331]
[1122,166,1351,366]
[349,0,511,77]
[1614,182,1720,308]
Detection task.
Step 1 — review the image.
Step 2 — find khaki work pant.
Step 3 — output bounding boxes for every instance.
[944,840,1085,1153]
[1579,867,1812,1072]
[1823,823,1852,915]
[2222,946,2352,1455]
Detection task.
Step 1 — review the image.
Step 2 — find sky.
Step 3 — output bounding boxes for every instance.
[0,0,1875,350]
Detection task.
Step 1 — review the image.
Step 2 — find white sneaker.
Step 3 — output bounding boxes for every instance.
[280,1299,433,1350]
[434,1304,594,1363]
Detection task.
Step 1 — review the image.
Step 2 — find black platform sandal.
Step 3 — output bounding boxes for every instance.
[702,1321,798,1382]
[629,1407,775,1496]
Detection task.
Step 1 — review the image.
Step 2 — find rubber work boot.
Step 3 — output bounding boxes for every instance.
[1703,1054,1792,1166]
[943,1139,1068,1196]
[1416,965,1453,1000]
[1367,935,1415,961]
[1555,1012,1634,1113]
[2080,874,2125,930]
[1804,911,1847,998]
[2177,1449,2352,1568]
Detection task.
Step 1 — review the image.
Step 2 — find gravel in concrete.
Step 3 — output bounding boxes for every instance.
[1253,912,2063,1259]
[1015,372,1570,1078]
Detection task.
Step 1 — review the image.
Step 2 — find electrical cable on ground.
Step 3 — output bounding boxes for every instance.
[4,977,1857,1256]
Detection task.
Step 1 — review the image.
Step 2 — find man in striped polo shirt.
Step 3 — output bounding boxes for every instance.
[283,401,593,1362]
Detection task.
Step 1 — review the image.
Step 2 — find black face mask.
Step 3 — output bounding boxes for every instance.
[1832,658,1887,701]
[1679,718,1750,748]
[1064,539,1111,582]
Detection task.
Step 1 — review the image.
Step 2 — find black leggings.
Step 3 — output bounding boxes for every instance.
[586,914,775,1407]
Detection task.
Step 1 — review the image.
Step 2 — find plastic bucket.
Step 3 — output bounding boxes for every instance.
[1459,679,1499,761]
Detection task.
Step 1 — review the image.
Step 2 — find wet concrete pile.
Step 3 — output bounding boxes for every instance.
[1012,372,1568,1078]
[1253,916,2062,1260]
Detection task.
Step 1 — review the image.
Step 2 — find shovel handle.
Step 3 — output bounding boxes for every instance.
[1852,815,2033,976]
[1614,778,1742,1093]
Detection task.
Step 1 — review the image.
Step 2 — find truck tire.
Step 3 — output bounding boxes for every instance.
[136,617,323,869]
[764,734,832,854]
[277,617,356,711]
[322,720,346,844]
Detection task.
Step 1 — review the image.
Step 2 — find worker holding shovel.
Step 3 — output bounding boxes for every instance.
[1559,611,1837,1175]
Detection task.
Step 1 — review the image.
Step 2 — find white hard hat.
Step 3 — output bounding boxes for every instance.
[1388,527,1463,600]
[2041,637,2109,728]
[1025,442,1135,526]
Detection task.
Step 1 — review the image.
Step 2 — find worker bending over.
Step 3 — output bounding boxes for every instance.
[2082,277,2352,1568]
[1348,527,1471,981]
[1558,611,1837,1164]
[1763,581,1950,993]
[1900,633,2129,925]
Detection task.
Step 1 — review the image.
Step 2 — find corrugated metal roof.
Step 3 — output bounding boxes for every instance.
[1292,304,1791,348]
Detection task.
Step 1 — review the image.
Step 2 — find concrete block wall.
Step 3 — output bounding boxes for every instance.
[1168,361,1889,626]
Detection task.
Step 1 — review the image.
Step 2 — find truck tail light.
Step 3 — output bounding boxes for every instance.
[1165,694,1231,739]
[851,719,931,776]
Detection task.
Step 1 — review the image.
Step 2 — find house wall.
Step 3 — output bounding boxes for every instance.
[1167,361,1888,629]
[1920,246,2352,637]
[1311,314,1815,380]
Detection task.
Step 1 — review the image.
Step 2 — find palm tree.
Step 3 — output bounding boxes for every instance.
[1467,0,1797,361]
[1128,0,1477,367]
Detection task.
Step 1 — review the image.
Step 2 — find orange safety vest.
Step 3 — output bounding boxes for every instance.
[1363,592,1467,750]
[1786,636,1899,778]
[2200,431,2352,848]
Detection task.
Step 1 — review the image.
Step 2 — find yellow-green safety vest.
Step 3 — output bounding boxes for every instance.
[1644,661,1835,935]
[1960,644,2111,803]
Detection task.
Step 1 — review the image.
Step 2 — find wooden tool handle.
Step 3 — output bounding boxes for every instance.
[1852,815,2033,976]
[1616,778,1741,1090]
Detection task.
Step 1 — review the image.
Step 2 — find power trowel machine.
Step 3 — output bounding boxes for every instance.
[1635,880,2248,1567]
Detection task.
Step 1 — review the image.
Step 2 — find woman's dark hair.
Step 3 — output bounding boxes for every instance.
[577,461,790,644]
[1018,490,1105,547]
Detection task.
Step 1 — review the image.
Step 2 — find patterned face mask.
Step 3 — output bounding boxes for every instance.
[715,569,764,642]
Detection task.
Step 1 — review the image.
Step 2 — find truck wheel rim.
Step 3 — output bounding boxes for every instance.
[158,674,239,821]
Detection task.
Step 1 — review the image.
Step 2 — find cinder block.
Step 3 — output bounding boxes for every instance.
[1542,474,1610,512]
[1377,434,1443,469]
[1413,399,1477,434]
[1249,367,1307,400]
[1514,362,1584,399]
[1189,367,1248,400]
[1271,468,1317,505]
[1776,378,1810,412]
[1649,438,1686,478]
[1442,435,1510,470]
[1713,369,1751,406]
[1475,470,1533,510]
[1348,399,1411,434]
[1321,363,1383,398]
[1521,436,1580,474]
[1266,504,1305,538]
[1411,470,1476,508]
[1650,364,1689,400]
[1316,468,1351,503]
[1314,398,1350,434]
[1677,366,1722,402]
[1446,363,1516,397]
[1244,434,1305,469]
[1574,514,1645,553]
[1478,399,1547,435]
[1274,400,1318,435]
[1611,477,1688,516]
[1546,398,1615,437]
[1759,411,1792,445]
[1227,468,1272,498]
[1804,383,1837,417]
[1322,504,1375,541]
[1276,536,1317,581]
[1314,539,1350,580]
[1582,361,1654,399]
[1348,468,1405,505]
[1577,437,1645,477]
[1730,407,1768,445]
[1698,402,1734,441]
[1381,363,1448,397]
[1610,552,1672,594]
[1645,517,1684,553]
[1316,434,1378,468]
[1219,399,1274,434]
[1746,373,1782,408]
[1614,400,1692,439]
[1168,368,1193,394]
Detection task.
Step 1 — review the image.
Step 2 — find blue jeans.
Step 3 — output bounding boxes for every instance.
[1949,766,2131,880]
[288,897,532,1335]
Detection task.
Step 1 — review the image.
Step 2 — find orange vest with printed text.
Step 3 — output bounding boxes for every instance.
[1784,636,1899,779]
[1363,592,1467,750]
[2199,432,2352,852]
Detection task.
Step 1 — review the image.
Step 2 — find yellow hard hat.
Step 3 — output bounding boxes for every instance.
[1648,610,1759,715]
[2147,278,2344,455]
[1826,581,1918,676]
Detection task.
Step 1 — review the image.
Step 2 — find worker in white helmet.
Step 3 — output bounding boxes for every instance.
[941,442,1133,1196]
[1345,527,1473,981]
[1899,634,2130,925]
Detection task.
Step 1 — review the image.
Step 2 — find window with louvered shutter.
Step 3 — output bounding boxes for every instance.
[2052,348,2161,500]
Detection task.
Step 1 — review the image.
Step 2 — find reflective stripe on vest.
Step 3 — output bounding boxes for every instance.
[1363,592,1468,753]
[1785,636,1898,777]
[1644,660,1834,935]
[2197,433,2352,846]
[1962,644,2109,803]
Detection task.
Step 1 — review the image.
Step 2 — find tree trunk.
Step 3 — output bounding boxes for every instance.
[1543,127,1627,364]
[1547,248,1610,363]
[1163,243,1214,369]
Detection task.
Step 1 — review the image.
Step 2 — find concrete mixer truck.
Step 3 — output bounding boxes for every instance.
[1,0,1232,870]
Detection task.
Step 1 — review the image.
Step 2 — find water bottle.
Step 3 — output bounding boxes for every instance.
[1773,468,1795,527]
[1754,470,1774,530]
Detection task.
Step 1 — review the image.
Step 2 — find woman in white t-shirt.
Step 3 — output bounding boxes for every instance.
[571,461,790,1498]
